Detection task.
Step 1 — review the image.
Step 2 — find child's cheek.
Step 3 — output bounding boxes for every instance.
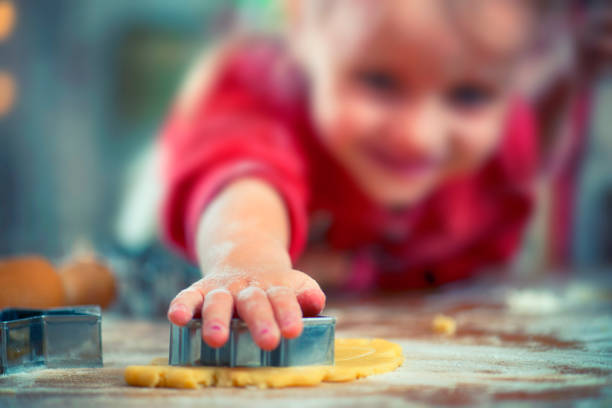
[447,107,506,173]
[336,94,384,142]
[319,88,384,153]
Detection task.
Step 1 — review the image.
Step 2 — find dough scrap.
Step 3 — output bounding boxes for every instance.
[432,314,457,335]
[125,338,403,389]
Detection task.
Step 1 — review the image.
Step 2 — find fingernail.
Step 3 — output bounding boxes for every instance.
[171,304,186,314]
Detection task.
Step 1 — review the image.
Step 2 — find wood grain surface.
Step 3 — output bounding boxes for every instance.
[1,274,611,407]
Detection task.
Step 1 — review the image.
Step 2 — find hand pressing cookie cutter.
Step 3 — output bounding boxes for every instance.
[0,306,102,375]
[169,316,336,367]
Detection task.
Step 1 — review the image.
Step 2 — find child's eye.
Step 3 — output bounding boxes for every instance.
[356,70,401,94]
[447,84,495,109]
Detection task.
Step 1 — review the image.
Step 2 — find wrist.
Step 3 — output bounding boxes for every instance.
[197,235,291,277]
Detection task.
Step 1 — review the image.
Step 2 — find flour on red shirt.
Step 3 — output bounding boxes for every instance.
[160,39,538,290]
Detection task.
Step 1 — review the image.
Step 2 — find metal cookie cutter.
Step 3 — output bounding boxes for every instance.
[170,316,336,367]
[0,306,103,375]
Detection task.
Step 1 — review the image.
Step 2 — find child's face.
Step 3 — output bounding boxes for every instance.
[294,0,532,207]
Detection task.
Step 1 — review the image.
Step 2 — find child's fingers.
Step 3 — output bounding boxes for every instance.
[201,288,234,348]
[297,288,326,316]
[235,286,280,350]
[295,275,326,317]
[167,286,205,326]
[267,286,303,339]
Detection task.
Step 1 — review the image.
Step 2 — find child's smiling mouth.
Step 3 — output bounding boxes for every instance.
[361,143,444,180]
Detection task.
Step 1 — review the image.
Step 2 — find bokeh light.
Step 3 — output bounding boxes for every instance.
[0,71,15,116]
[0,0,15,41]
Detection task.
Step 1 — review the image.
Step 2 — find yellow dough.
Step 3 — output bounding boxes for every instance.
[124,338,403,389]
[432,314,457,336]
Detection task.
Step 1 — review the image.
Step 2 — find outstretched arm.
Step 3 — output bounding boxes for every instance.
[167,178,325,350]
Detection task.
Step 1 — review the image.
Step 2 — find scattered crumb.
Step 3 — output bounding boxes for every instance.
[432,314,457,336]
[505,284,602,315]
[150,357,167,365]
[506,290,561,315]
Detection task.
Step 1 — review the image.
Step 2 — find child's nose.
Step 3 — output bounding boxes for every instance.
[389,97,446,157]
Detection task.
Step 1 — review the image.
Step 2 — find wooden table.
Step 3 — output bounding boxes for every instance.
[2,274,612,407]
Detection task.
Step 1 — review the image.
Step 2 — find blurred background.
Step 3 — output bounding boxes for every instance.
[0,0,610,316]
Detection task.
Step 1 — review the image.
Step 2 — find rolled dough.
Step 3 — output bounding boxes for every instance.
[124,338,403,389]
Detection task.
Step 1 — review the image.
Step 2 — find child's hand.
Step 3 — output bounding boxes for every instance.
[166,178,325,351]
[168,266,325,351]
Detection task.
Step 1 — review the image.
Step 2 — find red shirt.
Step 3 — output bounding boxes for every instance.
[161,39,538,290]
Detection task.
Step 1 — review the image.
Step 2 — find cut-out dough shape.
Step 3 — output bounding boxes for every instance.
[125,338,403,389]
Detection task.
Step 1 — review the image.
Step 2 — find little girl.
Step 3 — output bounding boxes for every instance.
[163,0,539,351]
